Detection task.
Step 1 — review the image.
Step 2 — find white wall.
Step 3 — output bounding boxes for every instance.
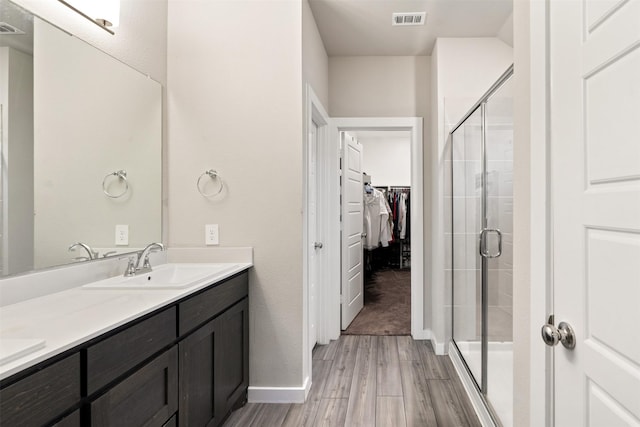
[360,134,411,187]
[431,37,513,352]
[33,19,162,269]
[0,47,34,275]
[302,0,328,109]
[329,56,429,118]
[167,0,304,391]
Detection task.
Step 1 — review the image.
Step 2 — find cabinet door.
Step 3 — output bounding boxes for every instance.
[179,298,249,427]
[91,347,178,427]
[217,298,249,414]
[179,317,222,427]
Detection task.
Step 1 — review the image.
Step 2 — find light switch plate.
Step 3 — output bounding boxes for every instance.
[205,224,219,245]
[115,225,129,246]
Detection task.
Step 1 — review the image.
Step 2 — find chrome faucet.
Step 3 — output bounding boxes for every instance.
[123,242,164,277]
[68,242,97,260]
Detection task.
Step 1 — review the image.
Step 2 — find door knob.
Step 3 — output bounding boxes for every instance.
[314,242,323,249]
[541,317,576,349]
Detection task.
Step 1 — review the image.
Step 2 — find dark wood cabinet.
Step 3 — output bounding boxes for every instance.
[179,273,248,336]
[0,353,80,427]
[217,298,249,414]
[179,297,249,427]
[52,409,81,427]
[86,307,177,395]
[90,346,178,427]
[0,270,249,427]
[179,317,221,427]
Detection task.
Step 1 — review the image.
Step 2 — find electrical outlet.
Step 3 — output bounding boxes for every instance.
[205,224,219,245]
[115,225,129,245]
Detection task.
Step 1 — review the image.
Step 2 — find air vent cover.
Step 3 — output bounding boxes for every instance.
[0,22,24,34]
[392,12,426,26]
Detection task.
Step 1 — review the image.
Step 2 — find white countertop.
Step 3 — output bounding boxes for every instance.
[0,262,252,381]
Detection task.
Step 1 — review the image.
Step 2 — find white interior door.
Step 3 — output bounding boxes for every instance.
[341,131,364,330]
[551,0,640,424]
[308,121,319,348]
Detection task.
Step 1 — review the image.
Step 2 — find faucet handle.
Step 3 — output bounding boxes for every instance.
[124,256,137,277]
[142,254,152,269]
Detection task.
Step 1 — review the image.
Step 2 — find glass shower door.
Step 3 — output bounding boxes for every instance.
[450,67,514,426]
[484,77,514,424]
[451,107,483,388]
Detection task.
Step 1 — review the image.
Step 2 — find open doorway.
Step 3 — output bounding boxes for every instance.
[321,117,425,343]
[342,130,412,336]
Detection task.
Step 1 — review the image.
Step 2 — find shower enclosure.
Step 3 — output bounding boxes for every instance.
[450,66,513,426]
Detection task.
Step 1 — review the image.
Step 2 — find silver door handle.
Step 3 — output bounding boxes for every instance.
[314,242,323,249]
[541,317,576,349]
[361,233,367,238]
[479,228,502,258]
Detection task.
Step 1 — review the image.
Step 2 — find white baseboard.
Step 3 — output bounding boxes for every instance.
[428,334,447,355]
[248,376,310,404]
[411,328,431,340]
[448,344,497,427]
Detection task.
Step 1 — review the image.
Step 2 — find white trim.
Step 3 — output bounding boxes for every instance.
[327,117,426,340]
[248,376,311,404]
[513,0,552,425]
[449,344,497,427]
[303,85,331,401]
[411,328,432,341]
[431,335,446,355]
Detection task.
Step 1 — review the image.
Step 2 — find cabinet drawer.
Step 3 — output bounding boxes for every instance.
[91,346,178,427]
[87,307,176,395]
[0,353,80,426]
[179,272,248,335]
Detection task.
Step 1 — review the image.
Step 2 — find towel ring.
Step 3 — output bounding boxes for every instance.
[102,170,129,198]
[197,169,224,197]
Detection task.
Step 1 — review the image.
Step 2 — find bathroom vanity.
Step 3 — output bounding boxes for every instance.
[0,264,251,427]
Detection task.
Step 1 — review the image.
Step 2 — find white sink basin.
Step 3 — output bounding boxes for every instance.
[82,263,239,290]
[0,339,46,366]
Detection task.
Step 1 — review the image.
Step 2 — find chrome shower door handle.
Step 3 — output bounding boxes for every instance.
[479,228,503,258]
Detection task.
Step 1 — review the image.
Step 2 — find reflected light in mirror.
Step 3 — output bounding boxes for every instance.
[58,0,120,30]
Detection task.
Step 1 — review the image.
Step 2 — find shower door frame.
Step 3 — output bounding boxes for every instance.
[449,64,514,425]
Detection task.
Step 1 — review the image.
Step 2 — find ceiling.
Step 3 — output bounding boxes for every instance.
[308,0,513,56]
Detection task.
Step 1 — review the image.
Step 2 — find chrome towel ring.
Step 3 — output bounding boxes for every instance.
[197,169,224,197]
[102,170,129,198]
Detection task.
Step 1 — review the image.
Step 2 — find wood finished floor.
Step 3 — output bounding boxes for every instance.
[223,335,481,427]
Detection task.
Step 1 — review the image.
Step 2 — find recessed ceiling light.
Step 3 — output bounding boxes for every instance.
[392,12,426,26]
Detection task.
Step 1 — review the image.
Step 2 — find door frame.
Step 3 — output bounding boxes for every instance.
[303,85,330,397]
[326,117,425,340]
[513,0,552,425]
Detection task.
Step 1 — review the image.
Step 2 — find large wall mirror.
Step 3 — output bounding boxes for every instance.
[0,0,162,277]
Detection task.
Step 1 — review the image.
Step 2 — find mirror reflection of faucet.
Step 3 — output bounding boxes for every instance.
[124,243,165,277]
[68,242,98,260]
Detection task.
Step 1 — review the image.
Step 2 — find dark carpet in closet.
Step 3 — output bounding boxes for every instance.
[343,268,411,336]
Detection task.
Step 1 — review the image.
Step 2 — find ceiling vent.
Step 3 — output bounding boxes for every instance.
[392,12,426,26]
[0,22,24,35]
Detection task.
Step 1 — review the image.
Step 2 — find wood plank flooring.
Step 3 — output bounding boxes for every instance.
[223,335,481,427]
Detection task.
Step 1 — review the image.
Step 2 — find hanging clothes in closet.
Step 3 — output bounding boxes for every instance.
[386,187,411,268]
[386,188,410,242]
[363,186,393,250]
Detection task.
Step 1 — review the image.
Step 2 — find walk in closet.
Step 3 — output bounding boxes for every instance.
[343,131,412,336]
